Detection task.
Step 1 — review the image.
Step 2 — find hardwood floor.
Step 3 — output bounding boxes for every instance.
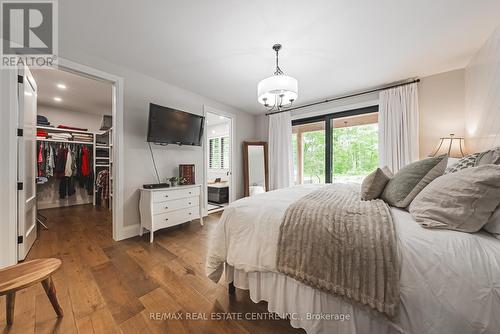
[0,204,304,334]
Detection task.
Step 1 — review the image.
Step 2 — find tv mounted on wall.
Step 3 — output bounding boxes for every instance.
[147,103,204,146]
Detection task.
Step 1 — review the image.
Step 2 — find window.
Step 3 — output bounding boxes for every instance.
[331,113,379,183]
[221,136,230,169]
[292,106,379,184]
[292,121,325,184]
[209,136,230,169]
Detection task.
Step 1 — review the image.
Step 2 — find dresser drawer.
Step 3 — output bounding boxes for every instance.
[152,187,200,202]
[153,208,200,230]
[153,196,199,215]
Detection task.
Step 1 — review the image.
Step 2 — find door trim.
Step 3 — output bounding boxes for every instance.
[53,58,125,241]
[5,57,125,249]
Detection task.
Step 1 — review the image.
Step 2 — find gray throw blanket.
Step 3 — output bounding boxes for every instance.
[276,183,400,317]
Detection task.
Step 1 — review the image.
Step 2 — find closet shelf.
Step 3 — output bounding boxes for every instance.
[96,145,110,148]
[37,138,94,145]
[37,125,96,135]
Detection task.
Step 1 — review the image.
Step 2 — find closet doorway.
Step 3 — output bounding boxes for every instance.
[204,108,234,214]
[27,67,114,257]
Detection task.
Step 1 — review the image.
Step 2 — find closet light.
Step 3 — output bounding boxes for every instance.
[57,83,67,89]
[53,97,62,102]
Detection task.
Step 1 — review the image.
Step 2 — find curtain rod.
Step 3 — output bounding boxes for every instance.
[265,78,420,116]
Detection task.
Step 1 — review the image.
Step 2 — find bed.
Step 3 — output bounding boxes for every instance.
[206,184,500,334]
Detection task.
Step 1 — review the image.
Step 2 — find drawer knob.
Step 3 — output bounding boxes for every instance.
[189,212,192,215]
[165,206,169,209]
[188,202,191,205]
[165,195,169,198]
[165,218,169,221]
[189,192,192,194]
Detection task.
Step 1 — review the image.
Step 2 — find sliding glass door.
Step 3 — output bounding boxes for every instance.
[292,121,325,184]
[292,106,379,184]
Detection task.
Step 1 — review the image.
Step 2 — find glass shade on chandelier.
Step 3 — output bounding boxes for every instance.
[257,74,298,109]
[257,44,298,111]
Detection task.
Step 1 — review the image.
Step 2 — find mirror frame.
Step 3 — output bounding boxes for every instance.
[243,141,269,197]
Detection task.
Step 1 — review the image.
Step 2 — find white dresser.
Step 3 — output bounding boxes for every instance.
[139,184,203,242]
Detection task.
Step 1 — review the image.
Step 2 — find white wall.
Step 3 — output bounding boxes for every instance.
[465,24,500,152]
[38,105,107,132]
[57,51,256,232]
[418,69,465,158]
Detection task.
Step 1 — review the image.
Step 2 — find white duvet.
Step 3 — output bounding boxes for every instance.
[206,185,500,334]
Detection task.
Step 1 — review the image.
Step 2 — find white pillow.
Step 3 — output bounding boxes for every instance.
[484,206,500,239]
[446,157,460,168]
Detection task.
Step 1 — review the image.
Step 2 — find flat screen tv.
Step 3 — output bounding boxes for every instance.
[147,103,204,146]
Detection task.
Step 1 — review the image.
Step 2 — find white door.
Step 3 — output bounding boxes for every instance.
[17,67,37,260]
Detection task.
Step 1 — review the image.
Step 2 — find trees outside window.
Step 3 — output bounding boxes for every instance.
[292,109,378,184]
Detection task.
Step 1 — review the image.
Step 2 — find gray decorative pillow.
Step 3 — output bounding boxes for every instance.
[381,156,448,208]
[476,147,500,166]
[444,153,480,174]
[409,165,500,233]
[361,167,392,200]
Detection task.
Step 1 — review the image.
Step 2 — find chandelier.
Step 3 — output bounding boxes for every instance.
[257,44,298,111]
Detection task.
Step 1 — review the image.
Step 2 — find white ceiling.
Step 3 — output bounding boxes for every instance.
[31,68,112,116]
[206,112,230,126]
[59,0,500,114]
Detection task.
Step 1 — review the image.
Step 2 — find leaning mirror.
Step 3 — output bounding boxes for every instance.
[243,141,269,197]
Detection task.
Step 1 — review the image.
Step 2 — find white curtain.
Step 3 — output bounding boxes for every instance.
[268,111,293,190]
[378,83,419,172]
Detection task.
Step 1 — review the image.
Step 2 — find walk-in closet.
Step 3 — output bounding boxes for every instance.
[31,68,113,239]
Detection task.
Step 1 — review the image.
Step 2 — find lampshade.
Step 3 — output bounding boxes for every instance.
[430,134,465,158]
[257,74,298,107]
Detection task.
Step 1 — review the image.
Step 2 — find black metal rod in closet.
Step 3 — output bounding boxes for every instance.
[265,78,420,116]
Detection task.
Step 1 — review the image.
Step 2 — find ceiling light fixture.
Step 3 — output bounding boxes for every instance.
[57,83,67,89]
[53,97,62,102]
[257,44,298,112]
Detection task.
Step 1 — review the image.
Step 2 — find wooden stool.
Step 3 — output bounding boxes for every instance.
[0,258,63,325]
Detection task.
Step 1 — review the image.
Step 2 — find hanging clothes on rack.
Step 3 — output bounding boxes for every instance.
[37,142,44,176]
[36,141,94,200]
[95,169,110,207]
[46,144,55,177]
[81,146,90,176]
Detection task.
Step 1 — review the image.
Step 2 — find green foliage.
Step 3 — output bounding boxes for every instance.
[332,124,378,176]
[292,124,378,183]
[302,130,325,183]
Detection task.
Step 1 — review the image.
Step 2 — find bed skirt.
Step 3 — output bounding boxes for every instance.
[230,267,405,334]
